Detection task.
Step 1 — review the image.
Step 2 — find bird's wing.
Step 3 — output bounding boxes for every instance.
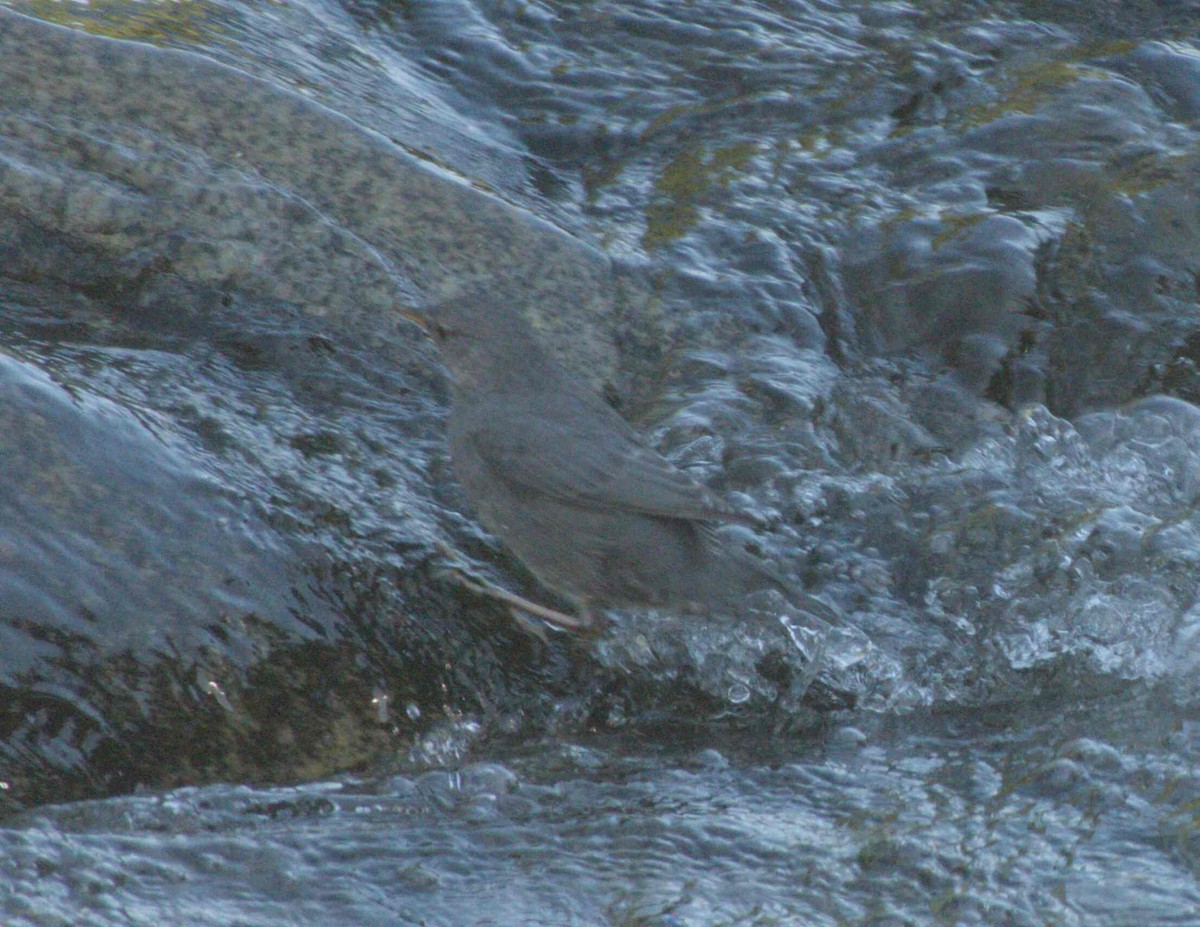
[460,406,744,524]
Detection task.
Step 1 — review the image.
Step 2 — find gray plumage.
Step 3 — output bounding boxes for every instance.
[419,293,789,624]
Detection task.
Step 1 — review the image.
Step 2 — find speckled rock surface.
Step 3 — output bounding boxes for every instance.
[0,9,649,391]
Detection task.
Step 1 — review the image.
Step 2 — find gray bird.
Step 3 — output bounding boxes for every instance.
[410,293,795,633]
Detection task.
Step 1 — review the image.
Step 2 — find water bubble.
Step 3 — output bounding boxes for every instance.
[371,689,391,723]
[205,680,234,712]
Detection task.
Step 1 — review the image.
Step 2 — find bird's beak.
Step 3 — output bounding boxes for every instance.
[401,308,429,333]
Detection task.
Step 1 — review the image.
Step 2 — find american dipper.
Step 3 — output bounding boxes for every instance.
[410,293,795,632]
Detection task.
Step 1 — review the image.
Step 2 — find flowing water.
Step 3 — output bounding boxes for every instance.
[1,1,1200,923]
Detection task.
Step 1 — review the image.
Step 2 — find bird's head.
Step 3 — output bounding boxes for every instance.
[403,293,544,395]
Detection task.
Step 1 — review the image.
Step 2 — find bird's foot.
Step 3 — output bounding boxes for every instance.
[432,542,600,636]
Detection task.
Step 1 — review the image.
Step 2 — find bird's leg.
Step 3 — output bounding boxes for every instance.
[458,572,596,633]
[432,542,597,634]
